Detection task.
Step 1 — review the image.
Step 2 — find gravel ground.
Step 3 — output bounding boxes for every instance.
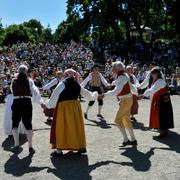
[0,96,180,180]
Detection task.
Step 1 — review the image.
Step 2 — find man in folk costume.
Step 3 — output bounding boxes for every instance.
[41,71,63,123]
[102,61,137,146]
[140,67,174,138]
[126,65,139,122]
[11,65,44,154]
[45,69,98,157]
[81,64,109,119]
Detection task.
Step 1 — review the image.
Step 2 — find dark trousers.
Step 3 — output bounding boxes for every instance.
[88,86,103,106]
[12,98,33,130]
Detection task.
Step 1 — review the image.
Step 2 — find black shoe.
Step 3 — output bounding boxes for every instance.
[11,146,22,153]
[47,119,52,123]
[130,140,138,146]
[84,113,88,119]
[122,140,131,147]
[29,147,35,154]
[76,148,87,155]
[131,117,137,122]
[97,114,104,118]
[50,151,63,157]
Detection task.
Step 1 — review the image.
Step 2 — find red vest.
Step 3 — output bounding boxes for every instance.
[117,82,131,96]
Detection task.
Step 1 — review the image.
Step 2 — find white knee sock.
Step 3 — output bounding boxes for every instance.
[12,128,19,147]
[27,130,33,148]
[127,128,136,141]
[98,105,102,115]
[119,128,129,142]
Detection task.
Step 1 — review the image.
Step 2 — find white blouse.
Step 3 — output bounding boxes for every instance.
[46,81,98,109]
[143,79,166,97]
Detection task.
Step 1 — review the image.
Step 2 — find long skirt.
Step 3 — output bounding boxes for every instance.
[50,100,86,150]
[149,88,174,130]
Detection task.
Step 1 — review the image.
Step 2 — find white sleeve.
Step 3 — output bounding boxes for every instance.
[138,72,150,89]
[42,78,57,90]
[133,75,140,87]
[46,82,65,109]
[105,76,127,97]
[100,73,109,87]
[80,74,92,87]
[29,79,44,104]
[80,86,98,101]
[143,79,166,97]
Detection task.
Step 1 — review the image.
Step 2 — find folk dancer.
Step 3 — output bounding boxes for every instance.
[126,65,139,122]
[11,65,44,154]
[140,67,174,138]
[44,69,98,157]
[102,61,137,146]
[81,64,109,119]
[41,71,63,123]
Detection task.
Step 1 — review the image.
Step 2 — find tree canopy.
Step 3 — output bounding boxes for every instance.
[0,0,179,46]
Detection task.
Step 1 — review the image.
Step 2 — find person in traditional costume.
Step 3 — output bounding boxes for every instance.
[81,64,109,119]
[3,85,26,137]
[45,69,98,157]
[126,65,139,122]
[11,65,44,154]
[41,71,63,124]
[138,62,165,90]
[140,67,174,138]
[102,61,137,146]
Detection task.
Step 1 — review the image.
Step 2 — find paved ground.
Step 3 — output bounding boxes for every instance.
[0,96,180,180]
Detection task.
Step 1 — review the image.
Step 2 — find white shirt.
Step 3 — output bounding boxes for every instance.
[143,79,166,97]
[81,72,109,87]
[42,78,60,90]
[46,81,98,109]
[105,74,132,98]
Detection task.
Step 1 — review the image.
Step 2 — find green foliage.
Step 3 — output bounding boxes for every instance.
[0,0,179,46]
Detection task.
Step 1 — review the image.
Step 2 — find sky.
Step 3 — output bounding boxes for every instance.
[0,0,67,31]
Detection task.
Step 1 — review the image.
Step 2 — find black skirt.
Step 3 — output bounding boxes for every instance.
[159,93,174,130]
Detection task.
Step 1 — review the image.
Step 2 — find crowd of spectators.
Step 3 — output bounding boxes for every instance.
[0,40,180,103]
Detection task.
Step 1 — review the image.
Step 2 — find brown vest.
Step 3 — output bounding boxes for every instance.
[12,77,31,97]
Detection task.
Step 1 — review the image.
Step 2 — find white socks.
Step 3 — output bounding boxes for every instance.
[127,128,136,141]
[27,130,33,148]
[119,128,136,142]
[12,128,19,147]
[119,128,129,142]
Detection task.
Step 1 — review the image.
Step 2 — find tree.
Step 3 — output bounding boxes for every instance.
[2,24,35,46]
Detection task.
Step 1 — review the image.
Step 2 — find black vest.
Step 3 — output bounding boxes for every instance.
[58,77,81,102]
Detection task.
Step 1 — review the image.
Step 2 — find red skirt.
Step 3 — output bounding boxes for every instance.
[131,95,139,115]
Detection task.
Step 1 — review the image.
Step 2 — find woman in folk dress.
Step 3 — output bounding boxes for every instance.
[140,67,174,138]
[45,69,98,157]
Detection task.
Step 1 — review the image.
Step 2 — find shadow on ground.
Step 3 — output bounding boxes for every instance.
[48,154,123,180]
[119,146,154,171]
[85,118,115,129]
[153,130,180,153]
[4,154,48,177]
[1,135,27,152]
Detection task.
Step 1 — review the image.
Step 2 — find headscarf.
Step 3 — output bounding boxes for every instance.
[64,69,80,81]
